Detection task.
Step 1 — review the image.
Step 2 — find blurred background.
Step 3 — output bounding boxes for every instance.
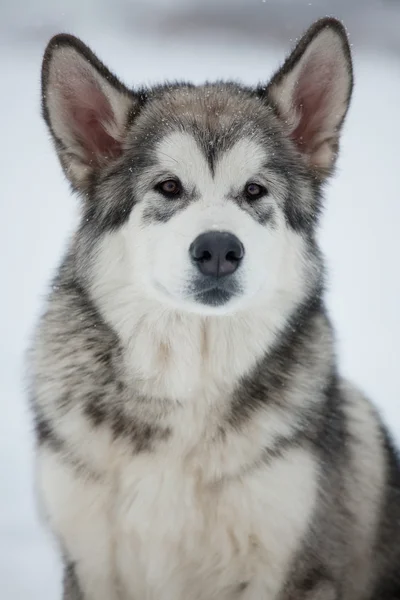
[1,1,399,598]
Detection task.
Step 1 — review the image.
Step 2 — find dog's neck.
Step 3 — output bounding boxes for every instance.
[91,285,308,403]
[47,269,333,478]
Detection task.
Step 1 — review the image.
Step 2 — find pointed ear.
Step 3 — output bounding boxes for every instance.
[41,34,138,191]
[266,18,353,179]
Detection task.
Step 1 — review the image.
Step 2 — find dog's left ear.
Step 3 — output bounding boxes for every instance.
[266,18,353,179]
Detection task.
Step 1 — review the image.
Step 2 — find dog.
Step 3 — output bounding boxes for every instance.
[29,17,400,600]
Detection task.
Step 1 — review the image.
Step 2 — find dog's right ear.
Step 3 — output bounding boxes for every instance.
[42,34,138,191]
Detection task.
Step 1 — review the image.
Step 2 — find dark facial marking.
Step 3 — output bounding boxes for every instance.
[83,160,136,233]
[141,193,195,225]
[234,194,276,227]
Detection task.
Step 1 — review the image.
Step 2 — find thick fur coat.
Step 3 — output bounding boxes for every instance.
[30,18,400,600]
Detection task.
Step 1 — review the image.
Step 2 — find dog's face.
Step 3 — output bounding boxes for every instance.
[42,19,352,318]
[120,102,315,316]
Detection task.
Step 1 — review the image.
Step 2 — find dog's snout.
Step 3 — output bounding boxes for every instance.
[189,231,244,277]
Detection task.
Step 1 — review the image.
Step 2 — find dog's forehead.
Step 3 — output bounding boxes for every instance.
[131,84,279,182]
[146,83,266,126]
[155,131,267,189]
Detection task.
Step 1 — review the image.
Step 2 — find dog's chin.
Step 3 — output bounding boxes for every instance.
[184,290,241,316]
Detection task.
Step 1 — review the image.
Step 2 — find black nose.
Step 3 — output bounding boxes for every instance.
[189,231,244,277]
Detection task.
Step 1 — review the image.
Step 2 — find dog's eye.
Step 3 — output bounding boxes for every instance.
[245,183,267,200]
[156,179,182,198]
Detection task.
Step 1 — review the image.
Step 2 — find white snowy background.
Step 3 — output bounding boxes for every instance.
[1,0,399,598]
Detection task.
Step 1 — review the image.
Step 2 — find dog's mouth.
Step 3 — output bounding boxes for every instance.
[189,277,241,307]
[154,277,241,308]
[192,286,234,307]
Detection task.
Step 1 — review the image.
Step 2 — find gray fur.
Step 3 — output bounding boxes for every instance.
[63,564,82,600]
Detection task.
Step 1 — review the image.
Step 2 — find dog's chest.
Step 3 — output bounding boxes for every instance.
[42,437,317,600]
[114,448,316,600]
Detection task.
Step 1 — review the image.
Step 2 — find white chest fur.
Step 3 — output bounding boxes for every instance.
[38,441,318,600]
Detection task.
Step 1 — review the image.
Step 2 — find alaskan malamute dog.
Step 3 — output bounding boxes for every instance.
[30,18,400,600]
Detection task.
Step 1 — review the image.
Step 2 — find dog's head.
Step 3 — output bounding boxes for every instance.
[42,19,352,319]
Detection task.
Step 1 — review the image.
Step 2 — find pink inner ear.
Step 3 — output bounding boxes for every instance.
[290,57,337,154]
[61,77,122,162]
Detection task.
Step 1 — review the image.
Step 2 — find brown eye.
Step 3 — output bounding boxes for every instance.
[245,183,267,200]
[156,179,182,198]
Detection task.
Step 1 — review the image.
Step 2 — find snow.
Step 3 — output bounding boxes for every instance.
[1,24,399,600]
